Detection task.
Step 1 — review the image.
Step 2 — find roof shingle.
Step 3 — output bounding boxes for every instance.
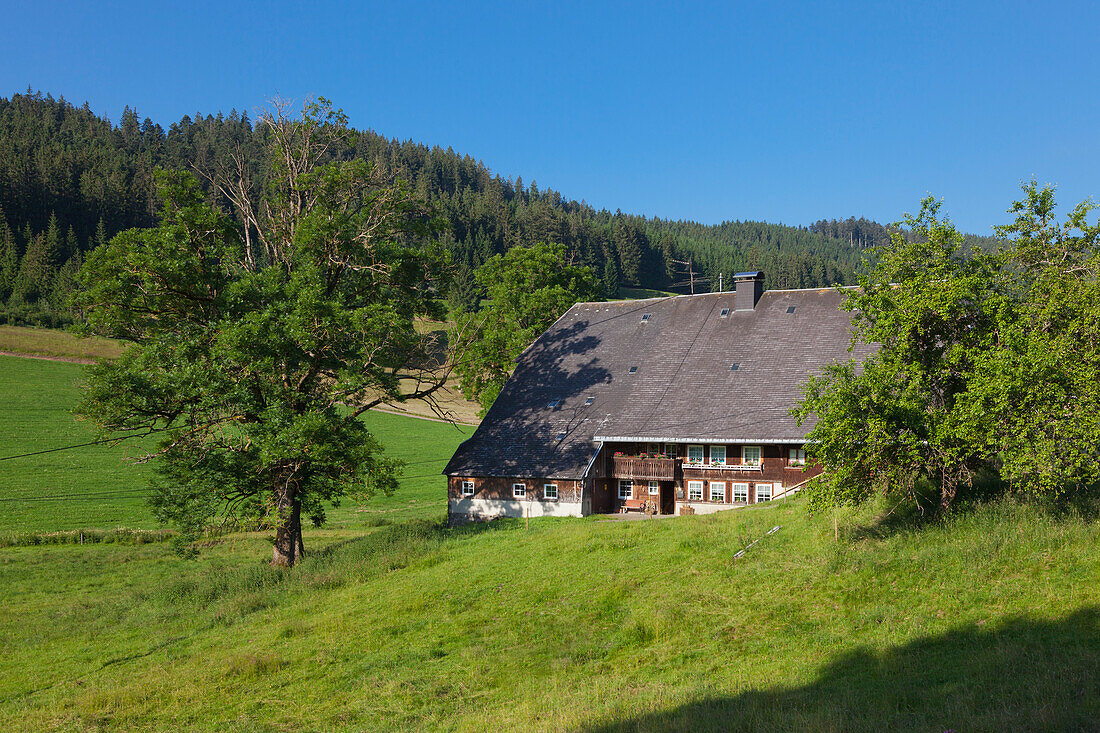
[444,288,875,479]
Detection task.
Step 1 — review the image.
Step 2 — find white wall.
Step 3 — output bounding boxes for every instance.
[450,498,586,520]
[676,501,742,516]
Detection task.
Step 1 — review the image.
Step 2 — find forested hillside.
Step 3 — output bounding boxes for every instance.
[0,91,989,325]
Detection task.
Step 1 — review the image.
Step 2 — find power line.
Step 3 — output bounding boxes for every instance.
[0,432,164,463]
[0,439,451,465]
[0,467,450,503]
[0,488,153,502]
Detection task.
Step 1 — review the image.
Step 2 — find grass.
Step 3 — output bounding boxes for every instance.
[0,355,472,534]
[0,355,157,532]
[2,348,1098,730]
[618,287,676,300]
[0,499,1097,730]
[0,325,125,361]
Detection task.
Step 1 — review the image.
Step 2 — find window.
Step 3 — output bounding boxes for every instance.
[755,483,772,502]
[786,306,797,314]
[729,363,740,371]
[743,445,762,466]
[720,308,730,317]
[641,313,651,322]
[544,483,558,500]
[648,480,659,495]
[710,481,726,502]
[789,448,806,466]
[584,397,594,405]
[687,444,704,464]
[710,445,726,465]
[512,482,526,498]
[687,481,704,501]
[618,480,633,500]
[732,483,749,502]
[461,480,475,496]
[647,442,660,455]
[664,443,678,458]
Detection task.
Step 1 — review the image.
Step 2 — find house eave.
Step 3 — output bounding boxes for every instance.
[581,441,604,478]
[443,468,588,480]
[592,435,802,445]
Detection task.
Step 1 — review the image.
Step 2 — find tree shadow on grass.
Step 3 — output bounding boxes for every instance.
[582,609,1100,732]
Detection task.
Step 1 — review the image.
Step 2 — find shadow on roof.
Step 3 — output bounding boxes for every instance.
[446,318,612,478]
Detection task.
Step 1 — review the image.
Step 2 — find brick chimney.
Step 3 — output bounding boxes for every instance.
[734,271,765,311]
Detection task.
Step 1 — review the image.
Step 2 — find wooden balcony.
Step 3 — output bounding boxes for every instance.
[608,455,679,481]
[682,461,762,473]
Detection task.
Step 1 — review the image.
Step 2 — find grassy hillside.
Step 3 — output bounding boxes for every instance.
[0,325,125,362]
[0,355,472,533]
[617,287,676,300]
[2,348,1098,731]
[0,355,157,532]
[1,498,1097,731]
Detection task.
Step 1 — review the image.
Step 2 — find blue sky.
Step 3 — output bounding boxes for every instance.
[3,0,1097,234]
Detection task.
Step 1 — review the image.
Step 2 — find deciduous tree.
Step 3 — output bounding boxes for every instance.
[963,182,1100,497]
[794,198,1004,512]
[455,241,602,415]
[76,99,456,567]
[796,185,1100,513]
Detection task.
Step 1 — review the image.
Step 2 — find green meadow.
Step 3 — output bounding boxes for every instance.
[3,499,1098,731]
[0,355,471,534]
[1,353,1098,731]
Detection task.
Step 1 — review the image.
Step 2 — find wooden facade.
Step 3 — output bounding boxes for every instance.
[449,442,817,521]
[601,441,817,514]
[446,475,584,503]
[444,285,872,522]
[446,476,588,523]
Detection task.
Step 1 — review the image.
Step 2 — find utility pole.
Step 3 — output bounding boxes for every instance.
[670,258,697,294]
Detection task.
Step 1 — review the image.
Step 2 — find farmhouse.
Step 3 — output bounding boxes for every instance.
[443,272,875,522]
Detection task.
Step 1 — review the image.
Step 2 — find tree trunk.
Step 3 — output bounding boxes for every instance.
[271,471,305,568]
[938,469,959,516]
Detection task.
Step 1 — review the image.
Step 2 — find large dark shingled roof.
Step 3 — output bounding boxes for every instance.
[444,288,876,480]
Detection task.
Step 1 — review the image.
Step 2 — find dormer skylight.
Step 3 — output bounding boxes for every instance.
[628,366,638,374]
[556,432,566,441]
[720,308,730,317]
[641,313,651,322]
[786,306,796,314]
[547,399,561,408]
[584,397,594,405]
[730,363,740,371]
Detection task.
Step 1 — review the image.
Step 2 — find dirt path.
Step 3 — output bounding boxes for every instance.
[368,406,479,427]
[0,350,96,365]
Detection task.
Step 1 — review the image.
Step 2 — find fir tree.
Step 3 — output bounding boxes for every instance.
[0,208,17,301]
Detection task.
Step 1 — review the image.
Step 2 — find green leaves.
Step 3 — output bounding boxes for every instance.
[454,241,602,415]
[797,185,1100,513]
[75,101,448,563]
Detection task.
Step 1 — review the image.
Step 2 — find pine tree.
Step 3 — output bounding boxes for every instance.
[13,231,56,304]
[603,257,620,298]
[94,218,108,250]
[0,209,17,302]
[63,225,79,262]
[44,213,62,267]
[50,250,83,314]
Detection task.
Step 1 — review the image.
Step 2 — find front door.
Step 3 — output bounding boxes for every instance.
[659,482,675,514]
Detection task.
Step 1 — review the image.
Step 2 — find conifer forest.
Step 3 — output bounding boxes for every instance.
[0,91,996,325]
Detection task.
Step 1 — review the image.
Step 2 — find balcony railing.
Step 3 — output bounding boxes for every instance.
[682,461,762,472]
[608,455,678,480]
